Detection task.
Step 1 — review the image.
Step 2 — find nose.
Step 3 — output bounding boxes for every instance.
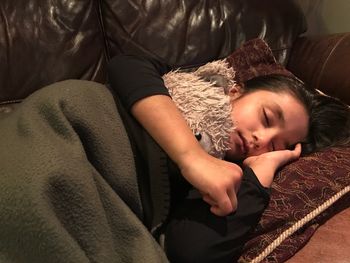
[251,128,277,153]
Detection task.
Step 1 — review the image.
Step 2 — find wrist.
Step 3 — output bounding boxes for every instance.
[176,146,209,173]
[244,156,278,188]
[247,163,275,188]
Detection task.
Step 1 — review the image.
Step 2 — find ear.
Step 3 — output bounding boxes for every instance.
[228,84,243,100]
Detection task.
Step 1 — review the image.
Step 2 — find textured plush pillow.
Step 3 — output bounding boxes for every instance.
[225,38,350,262]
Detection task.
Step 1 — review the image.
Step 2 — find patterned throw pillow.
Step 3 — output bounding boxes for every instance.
[226,38,295,86]
[239,147,350,263]
[226,38,350,263]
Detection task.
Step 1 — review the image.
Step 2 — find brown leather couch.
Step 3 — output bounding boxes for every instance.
[0,0,349,262]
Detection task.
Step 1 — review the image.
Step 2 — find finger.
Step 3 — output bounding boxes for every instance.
[290,143,302,158]
[210,194,233,216]
[202,194,217,207]
[278,143,302,167]
[210,205,227,217]
[295,143,302,154]
[200,191,217,205]
[227,188,238,212]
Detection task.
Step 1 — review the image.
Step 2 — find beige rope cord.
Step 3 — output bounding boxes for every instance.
[249,185,350,263]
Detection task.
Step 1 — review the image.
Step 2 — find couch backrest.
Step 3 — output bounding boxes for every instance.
[0,0,306,103]
[102,0,306,68]
[0,0,107,103]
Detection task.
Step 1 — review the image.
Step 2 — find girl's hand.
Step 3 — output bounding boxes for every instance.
[179,150,243,216]
[243,143,302,187]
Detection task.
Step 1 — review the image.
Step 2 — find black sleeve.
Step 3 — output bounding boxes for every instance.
[164,167,270,263]
[107,55,172,111]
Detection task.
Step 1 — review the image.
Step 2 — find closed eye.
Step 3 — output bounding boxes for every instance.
[263,108,270,127]
[263,108,276,151]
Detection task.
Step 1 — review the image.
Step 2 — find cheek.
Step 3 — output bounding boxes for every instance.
[231,107,257,130]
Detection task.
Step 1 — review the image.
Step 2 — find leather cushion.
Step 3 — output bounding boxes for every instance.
[102,0,306,68]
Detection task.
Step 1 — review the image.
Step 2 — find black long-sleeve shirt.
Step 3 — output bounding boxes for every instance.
[108,55,270,263]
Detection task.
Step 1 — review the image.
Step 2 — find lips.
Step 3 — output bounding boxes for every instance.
[237,131,248,155]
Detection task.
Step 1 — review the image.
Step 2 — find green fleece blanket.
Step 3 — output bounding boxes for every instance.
[0,80,168,263]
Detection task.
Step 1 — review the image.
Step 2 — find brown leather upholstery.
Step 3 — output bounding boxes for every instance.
[288,33,350,105]
[0,0,106,103]
[0,0,306,102]
[102,0,306,67]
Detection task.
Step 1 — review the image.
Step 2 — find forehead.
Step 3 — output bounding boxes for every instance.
[242,89,301,107]
[243,88,293,98]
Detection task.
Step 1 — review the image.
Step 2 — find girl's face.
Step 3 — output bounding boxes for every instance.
[226,90,309,161]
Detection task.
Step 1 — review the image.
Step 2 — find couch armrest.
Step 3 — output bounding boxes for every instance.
[287,33,350,105]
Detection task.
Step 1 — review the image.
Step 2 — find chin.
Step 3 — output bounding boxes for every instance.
[225,149,245,162]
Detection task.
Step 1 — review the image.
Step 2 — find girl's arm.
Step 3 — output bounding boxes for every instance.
[108,55,242,216]
[131,94,243,216]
